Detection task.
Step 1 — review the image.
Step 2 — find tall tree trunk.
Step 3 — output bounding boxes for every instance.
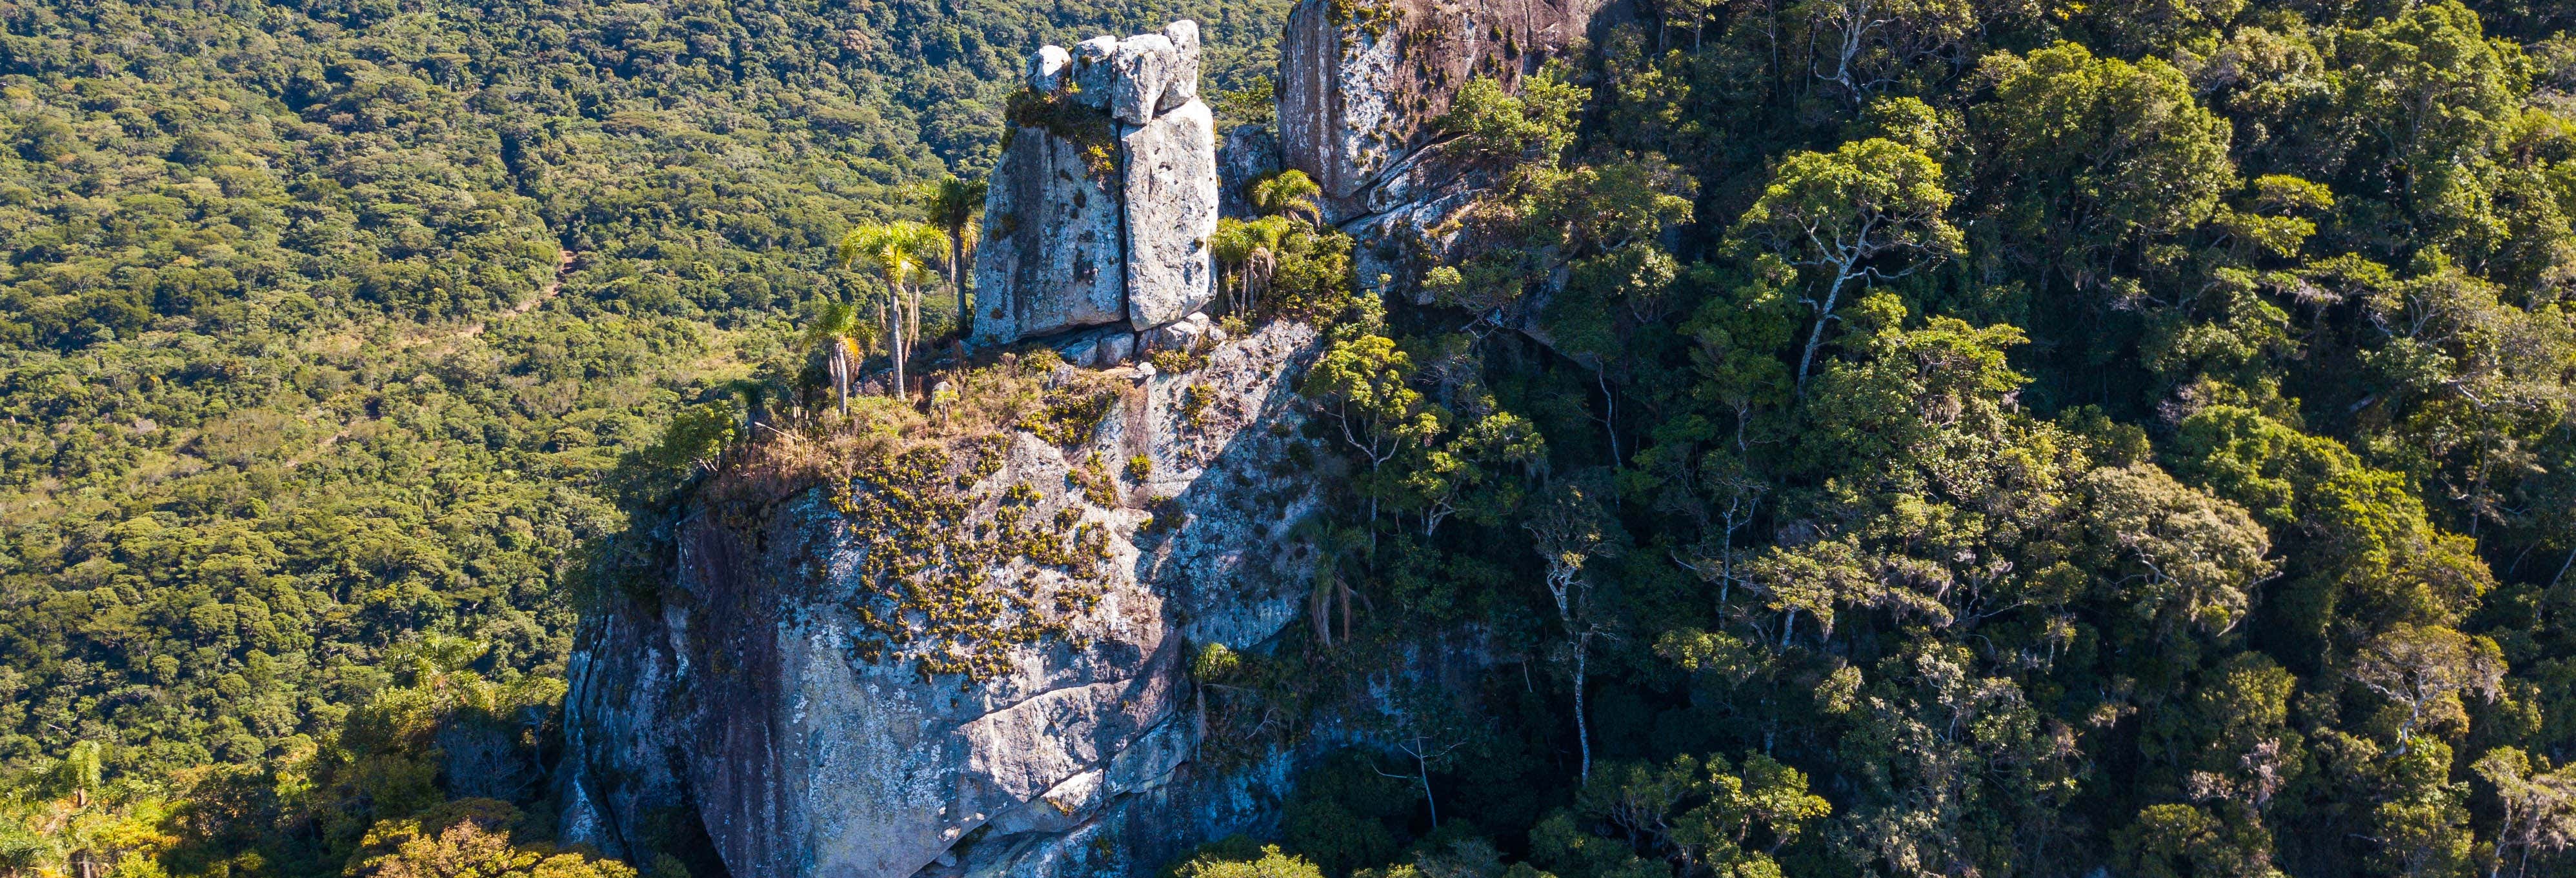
[832,343,850,417]
[1794,265,1854,391]
[1573,628,1593,783]
[881,299,901,399]
[1417,752,1439,828]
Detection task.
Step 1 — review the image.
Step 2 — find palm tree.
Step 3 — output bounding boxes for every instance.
[922,175,987,343]
[801,301,869,417]
[1211,218,1254,315]
[1251,169,1325,227]
[840,221,944,399]
[724,378,770,436]
[1240,215,1291,314]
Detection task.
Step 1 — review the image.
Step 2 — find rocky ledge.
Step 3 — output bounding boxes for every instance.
[557,322,1327,878]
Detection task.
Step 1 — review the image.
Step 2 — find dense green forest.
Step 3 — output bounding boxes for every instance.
[0,0,1282,872]
[1183,0,2576,875]
[9,0,2576,873]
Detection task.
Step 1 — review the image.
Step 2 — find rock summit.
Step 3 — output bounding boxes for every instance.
[972,22,1220,351]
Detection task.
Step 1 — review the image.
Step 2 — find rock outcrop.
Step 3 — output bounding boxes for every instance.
[559,323,1329,878]
[554,7,1612,876]
[1278,0,1612,224]
[974,23,1220,350]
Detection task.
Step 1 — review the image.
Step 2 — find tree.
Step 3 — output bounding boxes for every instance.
[1213,219,1254,315]
[1576,753,1829,875]
[1976,43,2235,294]
[1797,0,1977,107]
[1436,71,1587,169]
[1213,215,1293,315]
[1251,170,1325,228]
[1171,845,1328,878]
[347,801,638,878]
[840,221,945,398]
[1366,679,1477,830]
[2350,623,2506,755]
[922,175,987,343]
[801,301,871,417]
[1305,334,1444,530]
[1729,137,1960,390]
[2474,748,2576,878]
[1525,477,1622,783]
[2075,463,2277,643]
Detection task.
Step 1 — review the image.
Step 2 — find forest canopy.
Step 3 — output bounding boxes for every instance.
[8,0,2576,875]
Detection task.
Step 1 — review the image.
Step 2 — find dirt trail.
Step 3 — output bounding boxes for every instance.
[519,248,577,314]
[397,248,576,350]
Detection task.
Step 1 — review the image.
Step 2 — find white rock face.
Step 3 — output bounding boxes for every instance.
[1278,0,1609,223]
[1109,34,1175,125]
[1051,324,1138,368]
[972,126,1125,343]
[975,21,1218,348]
[1071,36,1119,107]
[1027,45,1069,90]
[1122,99,1220,330]
[557,323,1329,878]
[1159,21,1201,110]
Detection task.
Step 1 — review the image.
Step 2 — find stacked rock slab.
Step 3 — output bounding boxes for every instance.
[973,22,1219,349]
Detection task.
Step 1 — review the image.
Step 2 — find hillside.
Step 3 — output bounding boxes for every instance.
[12,0,2576,875]
[0,0,1284,872]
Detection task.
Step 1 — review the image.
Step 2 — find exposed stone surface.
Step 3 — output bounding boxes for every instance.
[1149,312,1213,352]
[971,124,1125,344]
[1122,99,1220,330]
[1159,21,1202,111]
[1051,324,1138,368]
[1027,45,1069,90]
[1070,37,1118,107]
[560,323,1329,878]
[1278,0,1613,223]
[1109,34,1176,125]
[975,22,1219,350]
[1217,125,1280,219]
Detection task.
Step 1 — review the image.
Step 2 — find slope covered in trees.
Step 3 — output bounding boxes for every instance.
[9,0,2576,875]
[0,0,1283,872]
[1171,0,2576,876]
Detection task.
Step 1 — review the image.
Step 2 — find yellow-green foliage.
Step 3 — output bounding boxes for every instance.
[1004,88,1120,179]
[1151,346,1211,374]
[1180,383,1218,430]
[1071,454,1120,508]
[1325,0,1400,42]
[346,799,636,878]
[834,438,1113,684]
[1023,378,1124,448]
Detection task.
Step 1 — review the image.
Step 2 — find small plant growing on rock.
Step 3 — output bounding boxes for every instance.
[1023,378,1120,447]
[1005,87,1120,179]
[834,437,1111,685]
[1149,346,1208,374]
[1071,453,1119,507]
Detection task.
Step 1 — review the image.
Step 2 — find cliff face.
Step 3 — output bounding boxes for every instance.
[556,5,1620,874]
[1277,0,1611,225]
[558,323,1327,878]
